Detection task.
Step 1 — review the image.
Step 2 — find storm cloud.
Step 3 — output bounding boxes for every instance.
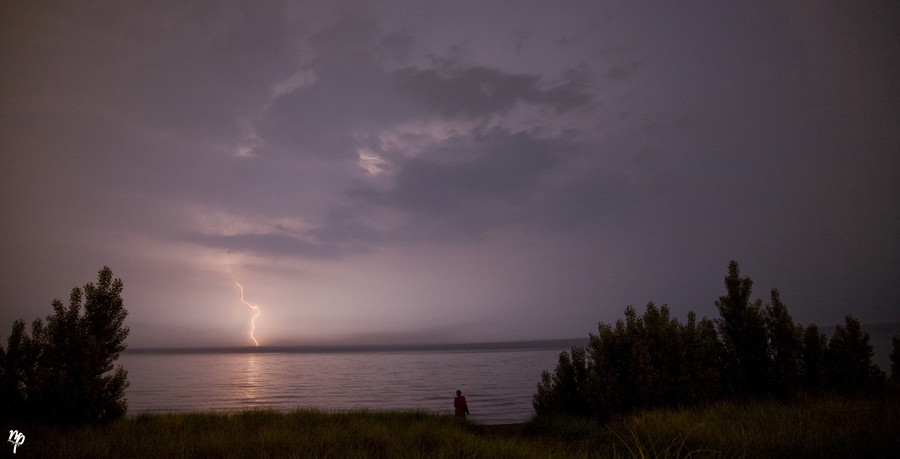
[1,1,897,348]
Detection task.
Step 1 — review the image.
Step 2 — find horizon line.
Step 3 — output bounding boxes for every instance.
[125,337,590,354]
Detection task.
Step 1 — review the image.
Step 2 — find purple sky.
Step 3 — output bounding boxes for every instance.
[2,1,898,348]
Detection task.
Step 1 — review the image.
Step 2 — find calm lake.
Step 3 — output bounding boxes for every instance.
[120,326,898,425]
[120,340,586,425]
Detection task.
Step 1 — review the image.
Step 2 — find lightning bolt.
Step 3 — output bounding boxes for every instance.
[229,267,260,346]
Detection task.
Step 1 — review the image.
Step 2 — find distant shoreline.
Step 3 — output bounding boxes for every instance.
[124,337,589,355]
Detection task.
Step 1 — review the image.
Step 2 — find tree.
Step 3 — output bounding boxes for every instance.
[532,369,556,417]
[584,316,631,418]
[533,346,588,418]
[680,311,721,404]
[537,302,728,419]
[763,288,802,397]
[715,261,768,395]
[801,324,827,388]
[79,266,130,420]
[1,321,30,417]
[532,260,888,422]
[825,315,883,389]
[0,266,129,424]
[891,336,899,383]
[627,303,684,408]
[0,319,44,422]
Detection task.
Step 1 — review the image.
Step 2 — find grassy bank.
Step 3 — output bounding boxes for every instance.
[11,392,900,458]
[526,391,900,458]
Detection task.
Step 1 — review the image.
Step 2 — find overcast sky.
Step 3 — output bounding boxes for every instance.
[2,1,898,348]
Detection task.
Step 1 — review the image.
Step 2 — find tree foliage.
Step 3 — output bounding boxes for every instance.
[534,261,886,419]
[891,336,899,382]
[715,261,768,395]
[534,303,721,420]
[763,289,802,397]
[0,266,129,424]
[801,324,827,388]
[825,315,884,389]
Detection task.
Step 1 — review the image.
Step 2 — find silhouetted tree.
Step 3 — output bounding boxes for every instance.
[679,311,721,404]
[627,303,683,408]
[536,302,725,419]
[763,289,802,397]
[583,316,631,418]
[533,346,588,418]
[532,369,555,416]
[533,261,888,421]
[0,266,129,424]
[1,319,44,422]
[1,321,30,418]
[801,324,828,388]
[891,336,899,383]
[715,261,768,395]
[825,315,883,389]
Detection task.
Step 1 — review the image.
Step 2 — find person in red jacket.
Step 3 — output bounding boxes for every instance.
[454,390,469,417]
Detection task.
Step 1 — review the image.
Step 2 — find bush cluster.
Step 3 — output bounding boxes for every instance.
[0,266,129,424]
[534,261,889,419]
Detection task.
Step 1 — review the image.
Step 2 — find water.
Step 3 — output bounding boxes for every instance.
[120,326,899,425]
[120,340,584,425]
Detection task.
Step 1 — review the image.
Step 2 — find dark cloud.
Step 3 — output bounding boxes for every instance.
[345,127,581,241]
[2,1,898,348]
[395,65,592,117]
[254,8,416,159]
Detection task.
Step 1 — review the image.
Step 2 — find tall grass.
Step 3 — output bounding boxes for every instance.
[11,392,900,458]
[529,391,900,458]
[19,410,536,458]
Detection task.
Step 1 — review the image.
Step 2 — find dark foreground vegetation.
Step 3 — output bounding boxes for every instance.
[12,393,900,458]
[534,261,898,421]
[1,267,129,424]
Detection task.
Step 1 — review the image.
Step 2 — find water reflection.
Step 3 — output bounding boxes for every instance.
[121,346,572,424]
[241,353,261,403]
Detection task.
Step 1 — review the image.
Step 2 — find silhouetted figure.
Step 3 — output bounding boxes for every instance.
[454,389,469,417]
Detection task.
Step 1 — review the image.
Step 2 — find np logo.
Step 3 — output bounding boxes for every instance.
[7,430,24,454]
